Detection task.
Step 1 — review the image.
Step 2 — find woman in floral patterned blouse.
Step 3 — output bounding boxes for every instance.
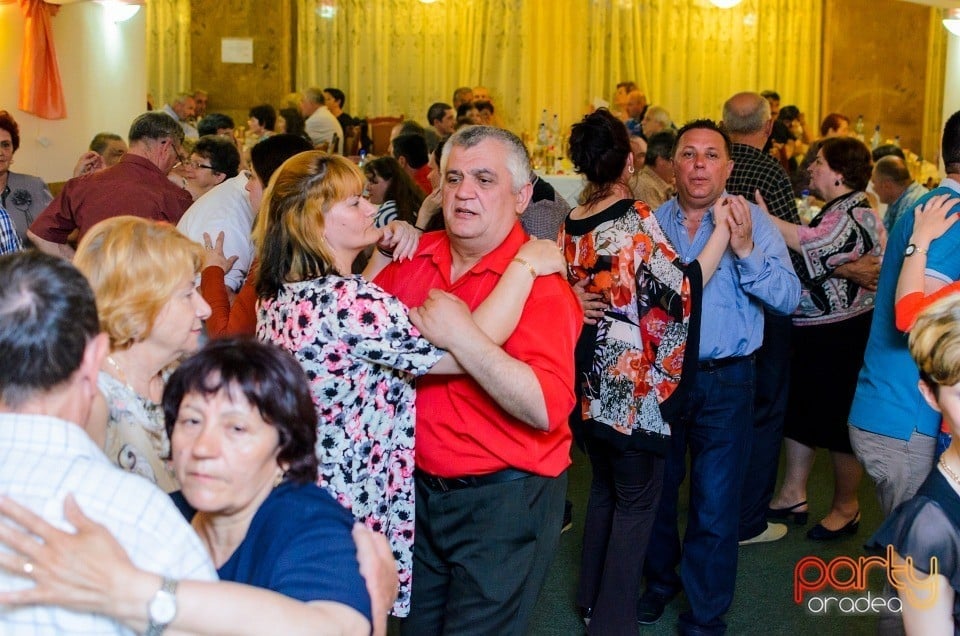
[254,151,562,616]
[563,110,731,634]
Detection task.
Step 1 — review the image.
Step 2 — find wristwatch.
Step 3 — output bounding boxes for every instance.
[904,243,929,257]
[145,577,178,636]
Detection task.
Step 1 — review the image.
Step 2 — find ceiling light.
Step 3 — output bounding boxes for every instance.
[96,0,142,23]
[944,8,960,37]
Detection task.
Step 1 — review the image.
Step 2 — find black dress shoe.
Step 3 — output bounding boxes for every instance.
[807,512,860,541]
[577,606,592,626]
[637,590,673,625]
[767,500,809,525]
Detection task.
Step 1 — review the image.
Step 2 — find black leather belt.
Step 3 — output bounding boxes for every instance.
[415,468,532,492]
[697,354,753,372]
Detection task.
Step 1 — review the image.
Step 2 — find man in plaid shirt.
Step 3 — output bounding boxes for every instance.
[723,92,802,546]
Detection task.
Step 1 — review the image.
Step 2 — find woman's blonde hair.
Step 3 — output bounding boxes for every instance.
[909,294,960,389]
[73,216,203,350]
[253,151,364,299]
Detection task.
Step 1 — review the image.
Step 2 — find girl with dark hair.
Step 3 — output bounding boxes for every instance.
[277,107,309,143]
[363,156,425,227]
[563,109,730,634]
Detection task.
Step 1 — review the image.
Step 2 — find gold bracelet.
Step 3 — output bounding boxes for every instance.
[511,256,537,279]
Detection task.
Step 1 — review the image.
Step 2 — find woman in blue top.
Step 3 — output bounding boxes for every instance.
[0,338,392,635]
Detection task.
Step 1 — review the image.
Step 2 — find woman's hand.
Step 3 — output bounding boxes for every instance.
[572,278,608,325]
[725,195,754,259]
[415,188,443,230]
[378,221,421,261]
[202,231,239,273]
[0,495,140,617]
[910,194,959,249]
[515,239,565,276]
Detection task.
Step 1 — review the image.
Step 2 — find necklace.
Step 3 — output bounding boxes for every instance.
[105,354,137,394]
[939,454,960,489]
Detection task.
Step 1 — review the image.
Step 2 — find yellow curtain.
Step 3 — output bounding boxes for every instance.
[146,0,191,108]
[296,0,822,139]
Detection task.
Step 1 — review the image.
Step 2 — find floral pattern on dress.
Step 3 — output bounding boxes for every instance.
[562,200,691,443]
[98,371,178,493]
[257,275,443,617]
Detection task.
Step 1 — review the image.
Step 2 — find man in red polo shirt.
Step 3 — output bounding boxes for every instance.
[28,112,192,259]
[376,125,581,634]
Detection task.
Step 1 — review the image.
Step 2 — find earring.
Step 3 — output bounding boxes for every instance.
[835,179,841,187]
[273,470,285,488]
[628,165,636,174]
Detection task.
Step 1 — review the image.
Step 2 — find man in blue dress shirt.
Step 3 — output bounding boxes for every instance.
[638,119,800,635]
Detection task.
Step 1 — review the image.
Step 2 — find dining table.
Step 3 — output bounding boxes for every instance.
[536,171,585,209]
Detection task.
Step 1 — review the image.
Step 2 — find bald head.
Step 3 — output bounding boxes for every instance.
[722,92,771,135]
[872,155,914,204]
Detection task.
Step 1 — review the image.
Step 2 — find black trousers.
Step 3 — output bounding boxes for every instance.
[400,471,567,636]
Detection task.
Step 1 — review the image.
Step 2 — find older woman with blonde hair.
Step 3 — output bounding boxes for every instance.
[74,216,211,492]
[255,151,564,616]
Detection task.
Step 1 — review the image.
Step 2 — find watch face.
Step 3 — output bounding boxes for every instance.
[905,244,917,256]
[149,590,177,624]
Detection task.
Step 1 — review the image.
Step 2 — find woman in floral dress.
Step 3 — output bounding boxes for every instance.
[73,216,211,493]
[563,110,732,634]
[255,151,562,616]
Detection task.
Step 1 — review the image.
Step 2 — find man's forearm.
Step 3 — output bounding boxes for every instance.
[26,231,75,260]
[446,331,549,430]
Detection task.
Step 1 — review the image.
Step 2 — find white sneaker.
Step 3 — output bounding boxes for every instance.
[738,521,788,546]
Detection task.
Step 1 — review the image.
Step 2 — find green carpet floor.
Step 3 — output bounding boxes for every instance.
[530,446,887,635]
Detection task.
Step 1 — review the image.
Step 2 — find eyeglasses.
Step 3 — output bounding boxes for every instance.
[184,160,215,170]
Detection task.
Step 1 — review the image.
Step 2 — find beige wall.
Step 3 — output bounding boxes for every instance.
[822,0,941,159]
[189,0,294,131]
[0,2,146,182]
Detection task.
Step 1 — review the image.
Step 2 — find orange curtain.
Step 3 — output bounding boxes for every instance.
[15,0,67,119]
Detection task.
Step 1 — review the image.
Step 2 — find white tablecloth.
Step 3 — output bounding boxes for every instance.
[537,172,585,208]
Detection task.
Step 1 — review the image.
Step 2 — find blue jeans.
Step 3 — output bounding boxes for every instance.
[739,312,791,540]
[644,357,755,635]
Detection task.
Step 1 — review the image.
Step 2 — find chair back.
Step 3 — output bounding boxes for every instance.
[343,125,361,156]
[366,115,404,156]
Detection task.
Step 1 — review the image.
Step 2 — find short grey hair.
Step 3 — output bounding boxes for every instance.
[302,87,324,105]
[171,92,194,107]
[722,93,771,135]
[128,111,184,144]
[440,125,531,193]
[646,106,672,128]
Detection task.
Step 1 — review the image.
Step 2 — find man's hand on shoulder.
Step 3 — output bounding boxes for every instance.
[834,254,881,291]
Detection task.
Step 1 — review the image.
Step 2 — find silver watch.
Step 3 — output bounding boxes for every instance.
[145,577,178,636]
